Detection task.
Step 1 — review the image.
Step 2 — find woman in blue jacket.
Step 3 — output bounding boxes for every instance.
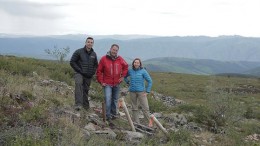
[124,58,152,124]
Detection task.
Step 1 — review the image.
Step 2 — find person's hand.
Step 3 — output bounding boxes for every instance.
[101,83,107,87]
[119,77,124,83]
[80,71,92,78]
[143,92,148,97]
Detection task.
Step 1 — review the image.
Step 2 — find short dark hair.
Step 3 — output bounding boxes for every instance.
[86,37,94,42]
[111,44,119,49]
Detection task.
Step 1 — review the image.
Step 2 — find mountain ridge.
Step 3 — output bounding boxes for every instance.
[1,34,260,61]
[142,57,260,76]
[1,34,260,76]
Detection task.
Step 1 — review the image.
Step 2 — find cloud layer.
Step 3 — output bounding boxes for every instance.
[0,0,260,37]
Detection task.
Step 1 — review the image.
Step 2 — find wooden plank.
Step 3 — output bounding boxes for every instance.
[119,117,154,132]
[135,127,154,135]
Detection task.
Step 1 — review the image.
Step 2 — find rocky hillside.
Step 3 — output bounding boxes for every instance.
[0,56,259,145]
[0,73,202,145]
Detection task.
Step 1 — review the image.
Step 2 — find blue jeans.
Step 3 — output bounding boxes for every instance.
[104,85,120,120]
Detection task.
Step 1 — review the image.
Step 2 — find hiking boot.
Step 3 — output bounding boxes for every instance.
[74,105,82,111]
[106,117,111,122]
[111,115,118,120]
[83,106,90,111]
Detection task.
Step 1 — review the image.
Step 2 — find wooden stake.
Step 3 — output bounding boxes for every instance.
[119,98,136,132]
[150,114,168,135]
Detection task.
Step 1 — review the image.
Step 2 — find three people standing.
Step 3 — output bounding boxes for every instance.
[96,44,128,121]
[70,39,152,126]
[70,37,98,111]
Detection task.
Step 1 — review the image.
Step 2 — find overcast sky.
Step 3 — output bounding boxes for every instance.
[0,0,259,37]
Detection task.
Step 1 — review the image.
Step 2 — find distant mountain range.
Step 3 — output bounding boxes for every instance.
[1,34,260,76]
[244,66,260,77]
[142,57,260,76]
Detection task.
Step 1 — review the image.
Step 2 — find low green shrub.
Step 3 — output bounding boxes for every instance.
[168,128,192,145]
[49,71,73,86]
[21,90,35,100]
[148,96,168,112]
[20,106,47,123]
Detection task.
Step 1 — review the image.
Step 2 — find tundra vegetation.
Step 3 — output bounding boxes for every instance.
[0,56,259,146]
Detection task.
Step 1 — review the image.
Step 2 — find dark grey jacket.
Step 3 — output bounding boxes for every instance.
[70,46,98,78]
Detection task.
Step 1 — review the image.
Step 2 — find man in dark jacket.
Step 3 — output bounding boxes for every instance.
[70,37,98,111]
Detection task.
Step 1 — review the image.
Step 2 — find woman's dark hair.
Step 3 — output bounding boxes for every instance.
[132,58,142,69]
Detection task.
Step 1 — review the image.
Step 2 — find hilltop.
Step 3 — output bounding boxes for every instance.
[0,56,259,145]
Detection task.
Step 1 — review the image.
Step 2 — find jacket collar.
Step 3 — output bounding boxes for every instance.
[133,67,143,71]
[84,45,93,54]
[106,51,118,60]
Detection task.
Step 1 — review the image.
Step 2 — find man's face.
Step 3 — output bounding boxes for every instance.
[110,46,119,57]
[85,39,94,50]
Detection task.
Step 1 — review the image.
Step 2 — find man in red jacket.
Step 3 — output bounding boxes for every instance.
[96,44,128,122]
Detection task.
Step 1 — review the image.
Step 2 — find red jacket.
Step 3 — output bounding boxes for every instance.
[97,54,128,86]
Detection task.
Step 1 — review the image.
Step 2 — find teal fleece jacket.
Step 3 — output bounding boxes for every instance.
[124,67,152,93]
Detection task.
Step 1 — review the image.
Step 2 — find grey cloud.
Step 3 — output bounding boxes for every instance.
[0,0,67,19]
